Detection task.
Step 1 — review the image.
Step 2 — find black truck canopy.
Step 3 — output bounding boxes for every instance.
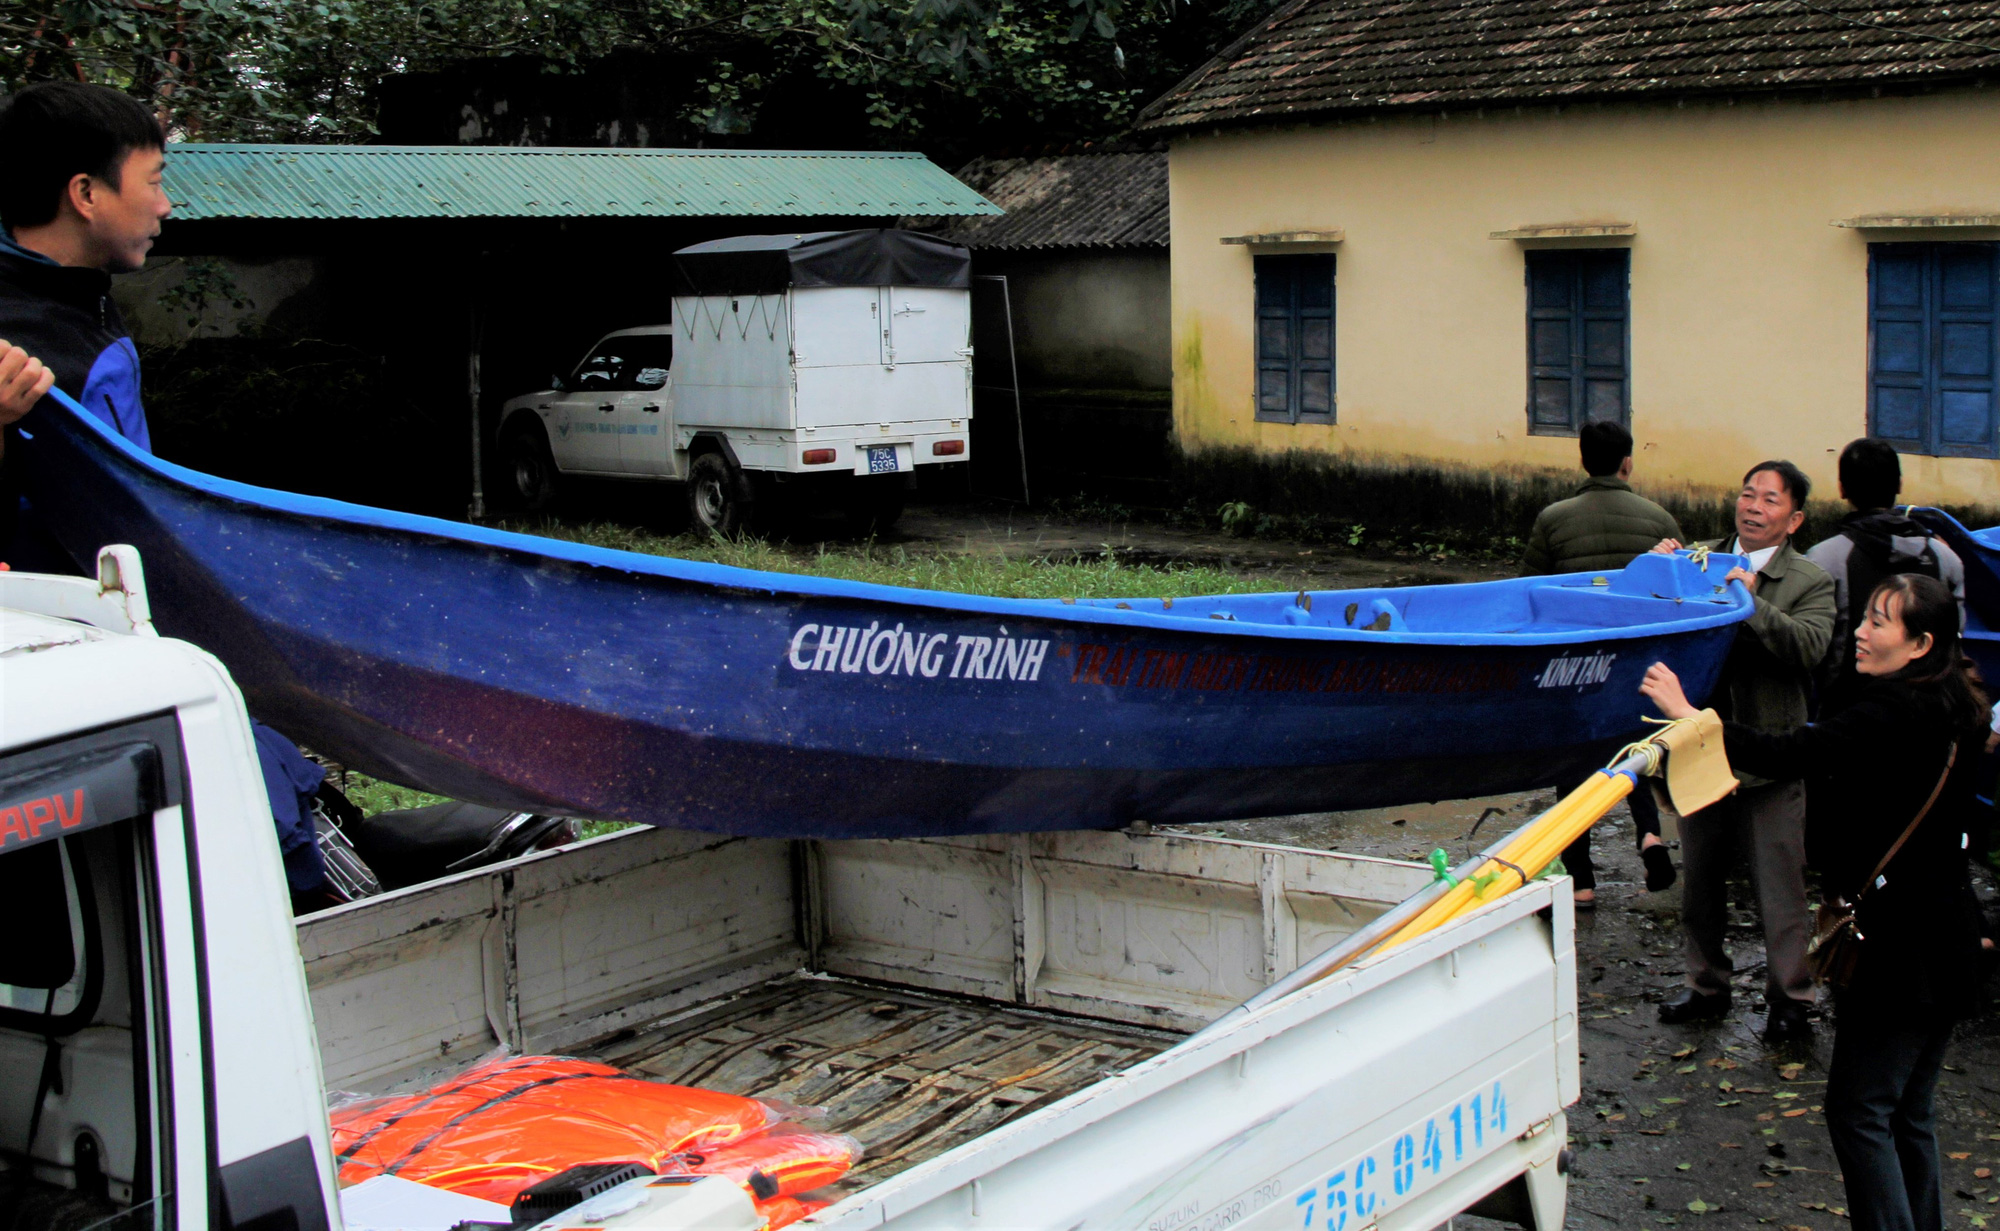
[673,228,971,295]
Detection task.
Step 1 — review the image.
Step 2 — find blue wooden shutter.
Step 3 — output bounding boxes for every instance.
[1295,257,1335,423]
[1936,245,1997,457]
[1579,252,1630,426]
[1254,258,1293,421]
[1527,256,1576,431]
[1870,243,1998,458]
[1869,246,1928,450]
[1254,255,1336,424]
[1527,250,1629,434]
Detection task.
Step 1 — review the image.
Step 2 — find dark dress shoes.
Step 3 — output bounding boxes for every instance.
[1658,988,1731,1024]
[1763,999,1814,1043]
[1641,844,1678,892]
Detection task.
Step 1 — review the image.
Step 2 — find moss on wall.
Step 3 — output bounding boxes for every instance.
[1166,443,2000,557]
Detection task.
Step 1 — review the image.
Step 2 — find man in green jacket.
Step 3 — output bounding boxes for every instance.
[1524,421,1684,904]
[1523,421,1684,576]
[1654,460,1835,1043]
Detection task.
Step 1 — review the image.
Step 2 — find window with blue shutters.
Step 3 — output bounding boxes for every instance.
[1254,255,1335,424]
[1869,243,1999,458]
[1525,249,1630,435]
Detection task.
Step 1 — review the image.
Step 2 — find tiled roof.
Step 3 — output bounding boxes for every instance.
[162,145,1000,220]
[1138,0,2000,132]
[926,149,1168,249]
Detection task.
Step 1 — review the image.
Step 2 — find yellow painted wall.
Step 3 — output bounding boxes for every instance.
[1170,90,2000,507]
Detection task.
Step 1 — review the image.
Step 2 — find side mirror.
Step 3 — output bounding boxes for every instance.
[548,373,566,392]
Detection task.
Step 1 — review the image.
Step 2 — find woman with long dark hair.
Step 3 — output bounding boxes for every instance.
[1643,573,1986,1231]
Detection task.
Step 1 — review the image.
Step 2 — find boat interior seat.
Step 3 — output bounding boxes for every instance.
[1526,586,1689,628]
[1604,551,1738,600]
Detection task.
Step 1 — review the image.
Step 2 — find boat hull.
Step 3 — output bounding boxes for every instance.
[25,395,1748,837]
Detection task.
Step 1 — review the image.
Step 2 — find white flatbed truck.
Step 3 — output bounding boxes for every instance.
[0,551,1580,1231]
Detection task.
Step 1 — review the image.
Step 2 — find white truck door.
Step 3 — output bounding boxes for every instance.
[549,341,628,474]
[614,334,676,477]
[879,286,970,366]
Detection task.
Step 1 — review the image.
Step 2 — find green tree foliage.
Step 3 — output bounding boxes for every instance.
[1,0,1280,150]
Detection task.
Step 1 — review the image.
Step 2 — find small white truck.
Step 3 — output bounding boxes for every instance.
[498,231,975,535]
[0,550,1580,1231]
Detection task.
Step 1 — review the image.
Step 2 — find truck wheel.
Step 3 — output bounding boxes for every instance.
[688,451,753,537]
[842,479,906,535]
[503,421,559,513]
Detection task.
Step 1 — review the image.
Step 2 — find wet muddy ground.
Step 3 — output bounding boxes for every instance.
[1177,797,2000,1231]
[861,503,2000,1229]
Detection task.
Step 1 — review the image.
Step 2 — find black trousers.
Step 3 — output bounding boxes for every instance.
[1555,776,1663,892]
[1827,1008,1955,1231]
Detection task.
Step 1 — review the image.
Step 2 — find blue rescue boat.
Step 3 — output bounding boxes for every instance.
[1910,507,2000,683]
[25,390,1753,837]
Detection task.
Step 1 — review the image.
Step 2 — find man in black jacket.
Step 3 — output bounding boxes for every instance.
[0,82,170,571]
[0,83,335,903]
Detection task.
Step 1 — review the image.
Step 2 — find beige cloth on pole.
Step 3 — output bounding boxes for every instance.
[1650,708,1738,817]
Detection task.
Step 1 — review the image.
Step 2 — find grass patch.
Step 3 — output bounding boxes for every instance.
[499,518,1279,600]
[330,766,635,837]
[334,770,450,816]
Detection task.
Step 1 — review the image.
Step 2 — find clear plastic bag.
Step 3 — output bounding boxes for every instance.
[669,1126,862,1199]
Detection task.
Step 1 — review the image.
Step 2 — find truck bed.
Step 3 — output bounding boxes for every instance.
[302,825,1577,1229]
[588,975,1175,1193]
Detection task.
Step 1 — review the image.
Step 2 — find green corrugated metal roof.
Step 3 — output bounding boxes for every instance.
[161,144,1002,221]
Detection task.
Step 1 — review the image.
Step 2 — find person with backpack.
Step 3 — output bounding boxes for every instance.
[1807,438,1966,695]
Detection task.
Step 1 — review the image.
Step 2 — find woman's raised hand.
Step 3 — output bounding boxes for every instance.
[1641,662,1697,720]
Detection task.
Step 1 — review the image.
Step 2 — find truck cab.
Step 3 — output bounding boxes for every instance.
[496,231,975,537]
[0,553,338,1231]
[500,327,675,504]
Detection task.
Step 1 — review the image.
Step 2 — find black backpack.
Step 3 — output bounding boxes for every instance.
[1829,511,1943,690]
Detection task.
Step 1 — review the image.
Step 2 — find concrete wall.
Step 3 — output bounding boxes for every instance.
[1169,89,2000,507]
[979,248,1171,392]
[115,255,326,344]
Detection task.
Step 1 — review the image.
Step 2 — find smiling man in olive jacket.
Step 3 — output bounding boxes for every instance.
[1655,459,1836,1044]
[1523,421,1683,905]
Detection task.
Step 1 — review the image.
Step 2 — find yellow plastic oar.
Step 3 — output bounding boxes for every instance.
[1369,708,1733,959]
[1185,709,1737,1046]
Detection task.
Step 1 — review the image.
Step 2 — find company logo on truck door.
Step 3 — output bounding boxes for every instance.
[1535,650,1616,691]
[0,788,90,849]
[787,622,1051,681]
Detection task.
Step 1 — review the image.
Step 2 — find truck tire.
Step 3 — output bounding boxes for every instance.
[688,451,754,537]
[502,419,559,513]
[841,478,906,535]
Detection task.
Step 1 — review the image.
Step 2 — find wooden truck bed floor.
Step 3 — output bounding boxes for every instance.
[583,975,1178,1194]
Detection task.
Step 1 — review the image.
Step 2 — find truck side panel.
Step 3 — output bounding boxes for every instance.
[671,294,794,432]
[791,365,972,433]
[821,886,1573,1231]
[814,834,1430,1033]
[300,830,1423,1092]
[300,831,800,1092]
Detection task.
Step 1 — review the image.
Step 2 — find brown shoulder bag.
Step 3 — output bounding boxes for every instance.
[1806,744,1957,988]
